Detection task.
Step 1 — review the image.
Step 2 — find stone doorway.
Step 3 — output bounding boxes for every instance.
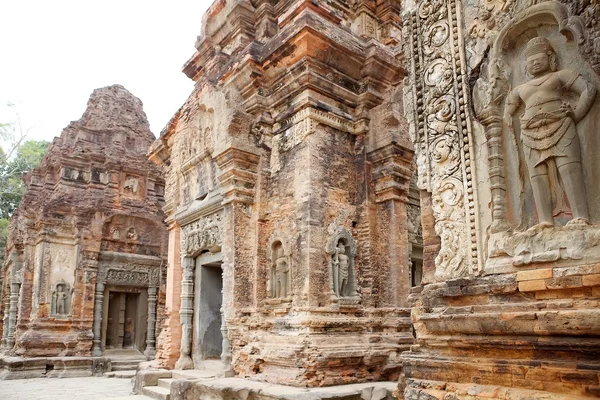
[193,252,223,364]
[102,288,147,353]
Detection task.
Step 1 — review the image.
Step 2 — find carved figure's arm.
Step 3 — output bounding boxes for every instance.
[503,89,521,130]
[563,71,597,123]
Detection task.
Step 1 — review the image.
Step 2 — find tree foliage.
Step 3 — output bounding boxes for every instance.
[0,103,49,257]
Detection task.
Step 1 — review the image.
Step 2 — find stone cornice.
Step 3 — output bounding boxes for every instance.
[367,141,414,203]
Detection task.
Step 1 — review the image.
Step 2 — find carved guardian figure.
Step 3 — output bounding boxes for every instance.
[504,36,597,230]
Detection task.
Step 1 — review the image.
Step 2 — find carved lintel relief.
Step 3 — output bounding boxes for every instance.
[266,234,293,302]
[180,211,223,256]
[97,264,160,287]
[403,0,481,280]
[473,1,600,268]
[326,228,359,305]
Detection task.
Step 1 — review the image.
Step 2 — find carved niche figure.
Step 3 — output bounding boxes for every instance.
[504,37,597,230]
[326,228,358,299]
[332,241,350,297]
[123,176,139,193]
[274,247,289,298]
[51,281,71,316]
[127,227,138,241]
[268,240,291,299]
[111,227,121,240]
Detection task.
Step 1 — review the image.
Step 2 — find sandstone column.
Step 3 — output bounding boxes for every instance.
[175,256,194,370]
[368,142,414,307]
[92,282,105,357]
[6,281,21,350]
[144,286,157,359]
[1,293,9,348]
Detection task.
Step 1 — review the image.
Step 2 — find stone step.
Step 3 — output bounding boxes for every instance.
[171,369,216,380]
[158,378,174,389]
[104,370,137,379]
[112,359,146,366]
[142,386,170,400]
[112,364,140,371]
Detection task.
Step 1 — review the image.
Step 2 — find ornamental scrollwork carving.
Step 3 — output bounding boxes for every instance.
[180,211,223,256]
[403,0,480,280]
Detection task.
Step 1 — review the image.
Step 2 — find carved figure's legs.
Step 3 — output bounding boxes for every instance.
[332,263,339,296]
[340,278,347,297]
[529,174,554,229]
[282,272,288,298]
[557,161,590,224]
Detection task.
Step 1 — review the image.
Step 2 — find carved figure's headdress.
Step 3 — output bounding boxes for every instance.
[524,37,555,58]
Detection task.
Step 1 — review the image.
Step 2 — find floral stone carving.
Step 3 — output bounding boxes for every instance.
[403,0,481,280]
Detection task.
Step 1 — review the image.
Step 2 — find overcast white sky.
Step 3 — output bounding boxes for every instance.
[0,0,213,143]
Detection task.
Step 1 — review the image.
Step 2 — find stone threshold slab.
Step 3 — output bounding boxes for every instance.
[172,377,397,400]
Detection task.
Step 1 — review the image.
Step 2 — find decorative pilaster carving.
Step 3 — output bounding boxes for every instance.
[92,282,104,357]
[175,256,195,370]
[144,286,157,359]
[6,282,21,350]
[403,0,481,280]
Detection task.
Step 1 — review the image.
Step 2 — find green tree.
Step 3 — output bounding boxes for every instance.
[0,104,49,259]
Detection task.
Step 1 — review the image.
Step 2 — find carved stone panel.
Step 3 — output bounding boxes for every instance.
[98,264,160,287]
[180,211,223,256]
[472,2,600,268]
[403,0,481,280]
[325,228,359,303]
[266,233,293,302]
[50,280,72,317]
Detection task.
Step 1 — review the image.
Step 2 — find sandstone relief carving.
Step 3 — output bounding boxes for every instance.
[473,2,600,268]
[50,281,71,316]
[404,0,480,280]
[504,36,596,231]
[267,238,292,301]
[181,211,223,256]
[326,228,358,302]
[123,176,139,193]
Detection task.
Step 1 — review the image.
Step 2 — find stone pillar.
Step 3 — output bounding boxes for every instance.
[220,266,233,377]
[92,282,105,357]
[368,142,414,307]
[144,286,158,359]
[6,282,21,350]
[1,292,9,348]
[175,256,195,370]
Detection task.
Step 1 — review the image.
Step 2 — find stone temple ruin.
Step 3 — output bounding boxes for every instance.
[3,0,600,399]
[0,85,168,378]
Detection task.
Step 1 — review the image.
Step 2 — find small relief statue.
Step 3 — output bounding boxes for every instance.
[126,227,138,241]
[110,227,121,240]
[51,281,71,316]
[504,37,597,231]
[123,176,139,193]
[274,247,289,298]
[268,239,291,300]
[326,228,358,300]
[332,241,349,297]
